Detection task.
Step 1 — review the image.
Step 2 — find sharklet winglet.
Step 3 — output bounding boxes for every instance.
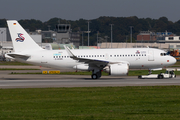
[64,45,77,59]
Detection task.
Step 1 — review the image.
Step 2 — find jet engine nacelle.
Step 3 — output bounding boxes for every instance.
[104,63,129,76]
[73,64,97,71]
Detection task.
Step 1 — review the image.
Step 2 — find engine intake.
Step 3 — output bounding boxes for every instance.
[104,63,129,76]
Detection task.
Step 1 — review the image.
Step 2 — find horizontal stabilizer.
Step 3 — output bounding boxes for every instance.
[6,53,30,60]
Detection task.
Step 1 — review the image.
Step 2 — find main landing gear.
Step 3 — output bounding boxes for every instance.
[91,70,101,79]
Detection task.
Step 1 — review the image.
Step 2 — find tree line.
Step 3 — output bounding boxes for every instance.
[1,16,180,45]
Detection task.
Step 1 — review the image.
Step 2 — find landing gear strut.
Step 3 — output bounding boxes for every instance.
[91,70,101,79]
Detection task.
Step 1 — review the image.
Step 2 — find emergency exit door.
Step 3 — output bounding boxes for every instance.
[148,50,154,61]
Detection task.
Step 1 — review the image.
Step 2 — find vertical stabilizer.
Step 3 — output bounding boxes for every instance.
[7,20,42,52]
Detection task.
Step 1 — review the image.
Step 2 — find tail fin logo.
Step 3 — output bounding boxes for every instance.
[16,33,25,42]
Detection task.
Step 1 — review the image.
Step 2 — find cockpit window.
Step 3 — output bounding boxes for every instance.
[160,53,167,56]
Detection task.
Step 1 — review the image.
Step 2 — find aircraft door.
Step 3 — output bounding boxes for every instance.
[105,53,109,60]
[148,50,154,61]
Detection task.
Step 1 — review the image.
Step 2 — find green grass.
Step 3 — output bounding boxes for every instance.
[0,86,180,119]
[0,61,32,65]
[0,68,39,70]
[174,61,180,66]
[129,70,180,76]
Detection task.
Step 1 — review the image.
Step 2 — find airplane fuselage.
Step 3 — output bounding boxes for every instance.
[19,48,175,70]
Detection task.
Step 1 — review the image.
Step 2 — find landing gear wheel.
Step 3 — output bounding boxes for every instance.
[91,74,98,79]
[158,75,164,79]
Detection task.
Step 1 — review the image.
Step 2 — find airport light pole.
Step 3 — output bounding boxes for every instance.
[97,31,99,48]
[104,36,109,48]
[82,31,84,49]
[110,24,114,48]
[0,30,2,47]
[130,26,133,43]
[0,30,4,58]
[87,21,91,46]
[126,35,128,48]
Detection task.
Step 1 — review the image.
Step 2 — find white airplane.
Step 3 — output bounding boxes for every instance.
[6,20,176,79]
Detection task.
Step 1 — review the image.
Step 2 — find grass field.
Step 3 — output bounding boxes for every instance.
[0,68,39,70]
[0,86,180,119]
[0,61,31,66]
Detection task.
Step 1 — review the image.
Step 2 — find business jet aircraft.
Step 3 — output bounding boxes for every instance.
[6,20,176,79]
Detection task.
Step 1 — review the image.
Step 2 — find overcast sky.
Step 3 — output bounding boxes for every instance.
[1,0,180,22]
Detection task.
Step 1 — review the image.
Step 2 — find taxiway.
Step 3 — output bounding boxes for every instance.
[0,66,179,88]
[0,74,180,88]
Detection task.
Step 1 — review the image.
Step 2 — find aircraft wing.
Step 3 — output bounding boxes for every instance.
[64,45,109,67]
[64,45,128,68]
[6,53,30,60]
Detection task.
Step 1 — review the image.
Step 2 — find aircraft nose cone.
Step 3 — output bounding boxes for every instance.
[171,57,177,65]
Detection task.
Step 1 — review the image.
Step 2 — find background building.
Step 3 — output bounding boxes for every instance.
[55,23,80,47]
[137,31,175,43]
[136,31,156,43]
